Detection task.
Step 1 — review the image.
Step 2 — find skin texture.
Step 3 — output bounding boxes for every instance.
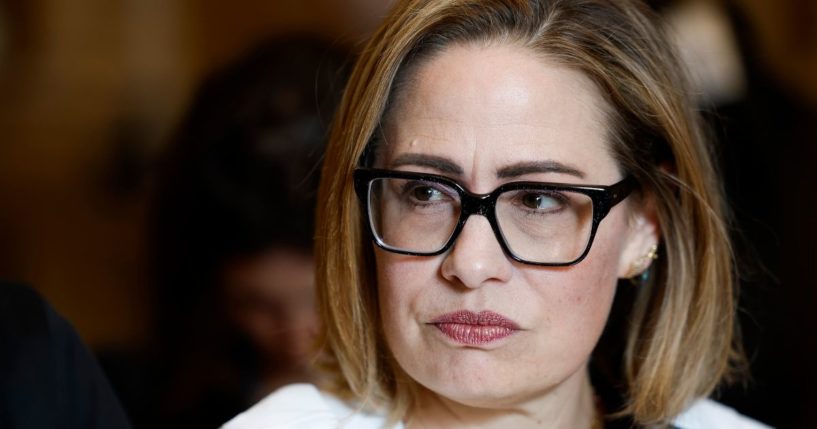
[374,43,658,428]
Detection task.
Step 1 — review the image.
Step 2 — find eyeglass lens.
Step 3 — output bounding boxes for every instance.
[367,177,595,264]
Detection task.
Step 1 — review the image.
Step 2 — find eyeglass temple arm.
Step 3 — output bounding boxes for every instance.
[597,175,637,219]
[612,176,636,203]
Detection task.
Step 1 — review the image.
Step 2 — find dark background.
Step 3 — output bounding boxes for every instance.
[0,0,815,427]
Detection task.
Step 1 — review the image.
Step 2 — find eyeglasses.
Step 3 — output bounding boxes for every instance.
[354,168,635,266]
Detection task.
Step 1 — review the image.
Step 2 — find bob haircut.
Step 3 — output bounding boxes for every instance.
[315,0,743,425]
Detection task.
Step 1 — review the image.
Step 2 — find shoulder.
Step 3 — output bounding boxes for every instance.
[0,282,133,429]
[222,383,399,429]
[672,398,772,429]
[0,281,47,328]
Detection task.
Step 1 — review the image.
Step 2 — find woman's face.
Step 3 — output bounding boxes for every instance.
[374,43,655,410]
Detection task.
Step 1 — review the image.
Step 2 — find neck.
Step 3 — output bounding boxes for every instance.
[405,366,598,429]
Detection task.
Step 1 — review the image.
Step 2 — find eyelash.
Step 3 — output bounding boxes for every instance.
[510,190,569,216]
[400,181,455,206]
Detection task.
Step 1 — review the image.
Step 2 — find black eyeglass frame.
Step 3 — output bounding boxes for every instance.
[353,168,636,267]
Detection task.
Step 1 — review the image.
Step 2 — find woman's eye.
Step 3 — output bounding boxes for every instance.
[521,192,561,210]
[411,185,445,202]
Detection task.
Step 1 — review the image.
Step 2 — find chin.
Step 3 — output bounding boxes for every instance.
[414,362,552,410]
[429,380,549,410]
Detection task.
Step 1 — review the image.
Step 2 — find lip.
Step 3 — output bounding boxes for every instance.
[430,310,521,346]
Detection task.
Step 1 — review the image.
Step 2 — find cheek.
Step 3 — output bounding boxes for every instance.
[523,218,628,352]
[563,244,621,306]
[374,250,437,341]
[551,255,618,336]
[376,251,414,312]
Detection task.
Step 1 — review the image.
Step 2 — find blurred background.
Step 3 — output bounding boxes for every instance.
[0,0,814,427]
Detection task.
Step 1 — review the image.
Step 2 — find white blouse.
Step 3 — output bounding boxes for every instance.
[222,383,771,429]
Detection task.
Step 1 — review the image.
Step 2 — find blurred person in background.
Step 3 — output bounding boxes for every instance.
[114,36,350,427]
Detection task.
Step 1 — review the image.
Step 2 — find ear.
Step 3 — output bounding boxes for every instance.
[617,192,661,279]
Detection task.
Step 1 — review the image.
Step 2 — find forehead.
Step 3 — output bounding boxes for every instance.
[380,42,619,187]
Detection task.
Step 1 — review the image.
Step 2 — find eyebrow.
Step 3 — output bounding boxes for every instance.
[390,154,585,180]
[391,153,464,176]
[497,161,585,179]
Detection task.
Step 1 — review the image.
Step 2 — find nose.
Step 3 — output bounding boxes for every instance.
[440,214,513,288]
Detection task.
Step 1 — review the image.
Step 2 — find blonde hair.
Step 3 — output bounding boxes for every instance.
[315,0,743,425]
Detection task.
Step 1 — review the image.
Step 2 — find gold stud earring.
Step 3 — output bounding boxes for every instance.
[629,244,658,280]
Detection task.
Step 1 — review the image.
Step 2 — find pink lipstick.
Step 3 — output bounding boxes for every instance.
[431,310,520,345]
